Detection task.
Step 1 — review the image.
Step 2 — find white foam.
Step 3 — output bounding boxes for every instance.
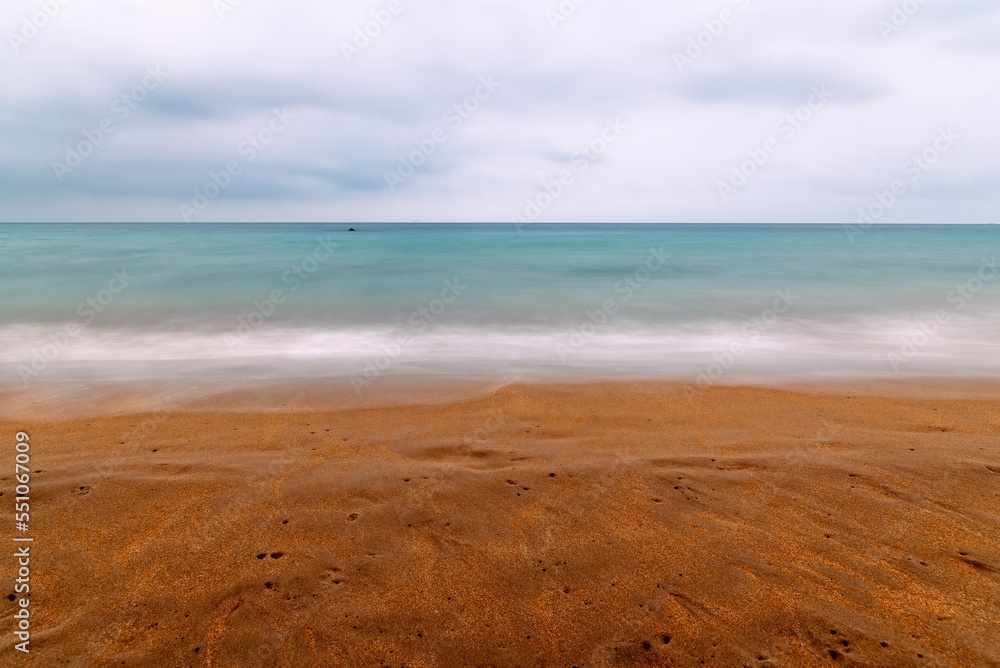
[2,314,999,383]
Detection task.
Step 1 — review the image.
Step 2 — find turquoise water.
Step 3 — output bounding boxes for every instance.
[1,223,997,385]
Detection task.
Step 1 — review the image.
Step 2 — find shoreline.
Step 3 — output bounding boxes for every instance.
[3,375,1000,420]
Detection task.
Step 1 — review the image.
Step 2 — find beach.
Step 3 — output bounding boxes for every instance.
[4,0,999,661]
[5,380,999,666]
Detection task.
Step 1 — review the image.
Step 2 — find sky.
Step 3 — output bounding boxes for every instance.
[1,0,998,223]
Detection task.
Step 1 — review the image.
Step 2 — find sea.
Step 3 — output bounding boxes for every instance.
[1,223,997,387]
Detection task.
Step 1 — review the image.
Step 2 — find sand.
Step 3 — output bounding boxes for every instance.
[2,381,999,667]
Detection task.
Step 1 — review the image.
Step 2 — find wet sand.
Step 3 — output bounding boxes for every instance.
[2,381,999,667]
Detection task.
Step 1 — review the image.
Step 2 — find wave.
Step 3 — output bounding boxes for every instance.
[3,315,999,384]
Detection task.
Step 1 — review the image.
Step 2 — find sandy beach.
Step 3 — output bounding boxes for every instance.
[3,380,999,667]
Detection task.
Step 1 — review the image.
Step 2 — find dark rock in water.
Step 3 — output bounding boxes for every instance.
[348,227,356,231]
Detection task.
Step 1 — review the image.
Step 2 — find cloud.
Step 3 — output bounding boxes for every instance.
[674,66,882,105]
[0,0,997,222]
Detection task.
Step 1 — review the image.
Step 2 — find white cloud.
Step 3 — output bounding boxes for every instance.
[1,0,998,222]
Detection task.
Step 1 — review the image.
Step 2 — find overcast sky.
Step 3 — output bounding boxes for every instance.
[1,0,997,223]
